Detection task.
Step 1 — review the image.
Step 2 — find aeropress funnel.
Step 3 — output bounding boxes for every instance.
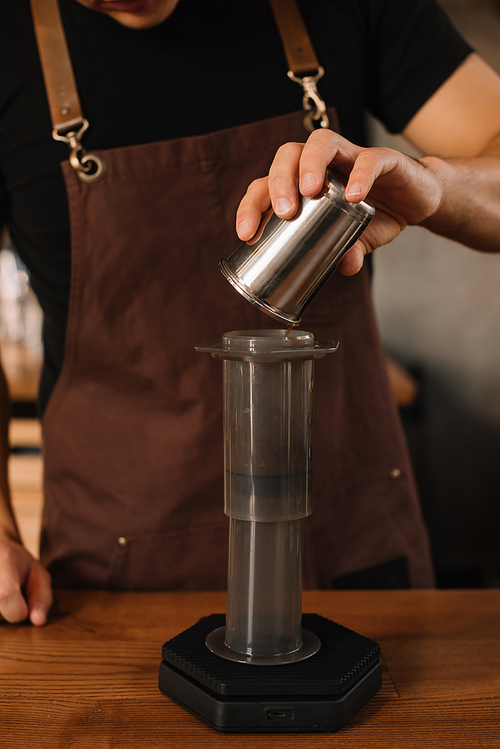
[159,330,382,733]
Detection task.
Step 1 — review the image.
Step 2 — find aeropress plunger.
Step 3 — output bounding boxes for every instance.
[158,173,382,732]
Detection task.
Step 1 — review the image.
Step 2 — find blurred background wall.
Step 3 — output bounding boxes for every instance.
[371,0,500,586]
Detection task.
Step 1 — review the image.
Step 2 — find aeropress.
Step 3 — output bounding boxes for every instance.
[158,170,382,732]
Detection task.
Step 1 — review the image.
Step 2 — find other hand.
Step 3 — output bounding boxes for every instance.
[0,538,52,625]
[236,128,442,275]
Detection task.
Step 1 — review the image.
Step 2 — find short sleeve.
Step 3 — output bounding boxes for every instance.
[365,0,473,133]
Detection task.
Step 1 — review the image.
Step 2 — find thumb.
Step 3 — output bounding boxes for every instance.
[25,562,53,626]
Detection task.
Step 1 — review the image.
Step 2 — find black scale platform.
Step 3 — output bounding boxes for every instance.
[158,613,381,733]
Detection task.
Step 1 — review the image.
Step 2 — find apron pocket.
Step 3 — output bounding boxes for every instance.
[101,521,230,591]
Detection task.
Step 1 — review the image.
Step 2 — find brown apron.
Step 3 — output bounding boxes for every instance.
[33,6,434,591]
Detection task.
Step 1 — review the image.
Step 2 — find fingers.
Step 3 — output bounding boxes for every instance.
[266,141,304,218]
[237,131,364,240]
[0,542,30,623]
[0,582,29,623]
[344,147,401,203]
[268,131,361,216]
[0,540,52,626]
[236,176,271,241]
[296,129,361,197]
[26,562,53,626]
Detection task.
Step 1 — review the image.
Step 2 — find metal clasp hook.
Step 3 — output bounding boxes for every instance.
[287,67,329,133]
[52,119,106,183]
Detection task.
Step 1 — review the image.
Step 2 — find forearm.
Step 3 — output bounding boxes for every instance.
[419,136,500,252]
[0,359,21,544]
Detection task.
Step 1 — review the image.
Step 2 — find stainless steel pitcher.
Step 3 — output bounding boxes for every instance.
[220,168,375,325]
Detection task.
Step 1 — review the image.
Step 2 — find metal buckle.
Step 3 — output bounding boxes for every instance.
[52,119,106,183]
[287,67,329,133]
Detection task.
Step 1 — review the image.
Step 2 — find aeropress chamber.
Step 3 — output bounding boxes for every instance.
[159,330,382,733]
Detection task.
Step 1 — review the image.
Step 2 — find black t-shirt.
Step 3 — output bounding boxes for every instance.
[0,0,472,413]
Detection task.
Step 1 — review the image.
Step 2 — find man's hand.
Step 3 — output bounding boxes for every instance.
[236,129,443,276]
[237,55,500,270]
[0,539,52,625]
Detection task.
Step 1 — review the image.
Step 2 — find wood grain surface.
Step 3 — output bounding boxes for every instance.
[1,589,499,748]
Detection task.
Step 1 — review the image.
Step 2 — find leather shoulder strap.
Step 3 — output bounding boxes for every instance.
[30,0,84,134]
[268,0,329,131]
[30,0,105,182]
[268,0,320,75]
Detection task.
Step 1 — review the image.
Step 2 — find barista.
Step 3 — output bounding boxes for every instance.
[1,0,500,627]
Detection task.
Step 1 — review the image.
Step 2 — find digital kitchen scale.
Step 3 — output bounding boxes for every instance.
[159,613,381,733]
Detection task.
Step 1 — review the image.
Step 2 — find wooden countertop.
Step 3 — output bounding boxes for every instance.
[1,589,499,748]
